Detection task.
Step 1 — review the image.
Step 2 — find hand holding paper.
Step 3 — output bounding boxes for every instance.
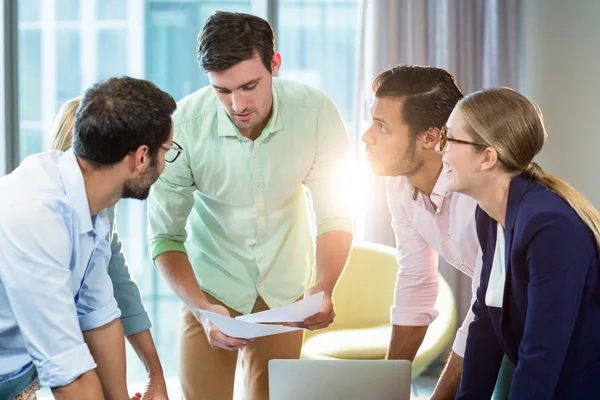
[197,309,303,340]
[235,291,324,323]
[296,288,335,331]
[195,291,325,340]
[194,304,251,351]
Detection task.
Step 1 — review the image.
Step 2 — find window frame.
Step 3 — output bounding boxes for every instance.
[1,0,19,175]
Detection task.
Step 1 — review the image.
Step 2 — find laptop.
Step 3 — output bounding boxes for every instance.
[268,359,412,400]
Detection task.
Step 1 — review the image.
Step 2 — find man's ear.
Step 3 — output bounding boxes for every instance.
[271,52,282,76]
[421,127,441,150]
[130,145,150,173]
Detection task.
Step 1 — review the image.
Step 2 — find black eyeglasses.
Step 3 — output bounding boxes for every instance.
[162,141,184,163]
[439,125,484,152]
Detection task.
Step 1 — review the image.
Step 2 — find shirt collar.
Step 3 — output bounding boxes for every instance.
[94,209,110,239]
[407,164,453,207]
[57,149,108,236]
[216,81,284,140]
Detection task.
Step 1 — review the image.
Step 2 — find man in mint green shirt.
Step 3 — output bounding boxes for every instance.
[147,11,353,400]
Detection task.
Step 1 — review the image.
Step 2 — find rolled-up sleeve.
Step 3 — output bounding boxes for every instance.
[147,128,197,261]
[36,344,96,387]
[0,203,97,387]
[302,94,353,237]
[388,184,440,326]
[105,206,151,335]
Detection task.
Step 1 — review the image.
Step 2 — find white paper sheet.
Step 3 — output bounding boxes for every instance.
[196,309,303,339]
[235,291,324,323]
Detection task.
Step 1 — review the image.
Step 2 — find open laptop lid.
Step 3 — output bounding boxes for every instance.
[268,359,412,400]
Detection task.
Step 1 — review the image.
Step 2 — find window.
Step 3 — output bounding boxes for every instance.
[17,0,359,393]
[146,1,267,101]
[0,1,9,177]
[277,0,358,123]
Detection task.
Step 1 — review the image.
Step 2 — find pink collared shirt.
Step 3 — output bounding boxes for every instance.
[386,166,481,357]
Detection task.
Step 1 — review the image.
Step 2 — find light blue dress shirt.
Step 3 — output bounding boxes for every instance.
[0,149,121,388]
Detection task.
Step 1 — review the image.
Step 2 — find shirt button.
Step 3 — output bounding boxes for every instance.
[257,236,263,242]
[444,234,451,241]
[256,185,262,192]
[253,153,258,160]
[257,257,264,263]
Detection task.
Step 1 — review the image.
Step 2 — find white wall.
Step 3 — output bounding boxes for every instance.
[520,0,600,206]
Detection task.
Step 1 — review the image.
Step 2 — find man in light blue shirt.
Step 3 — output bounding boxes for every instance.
[0,76,178,399]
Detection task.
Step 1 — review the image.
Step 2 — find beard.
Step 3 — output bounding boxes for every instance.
[122,156,161,200]
[371,138,424,177]
[122,184,152,201]
[228,93,273,132]
[393,142,424,177]
[231,111,260,130]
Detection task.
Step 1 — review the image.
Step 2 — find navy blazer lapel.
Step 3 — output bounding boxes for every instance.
[504,175,530,233]
[500,175,531,356]
[503,175,531,268]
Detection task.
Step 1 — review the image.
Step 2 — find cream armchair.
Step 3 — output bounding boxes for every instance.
[301,242,457,379]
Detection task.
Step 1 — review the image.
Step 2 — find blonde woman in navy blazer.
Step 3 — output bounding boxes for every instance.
[439,87,600,399]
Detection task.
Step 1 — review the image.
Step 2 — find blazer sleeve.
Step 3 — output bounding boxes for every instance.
[106,206,151,335]
[456,207,504,399]
[508,211,595,399]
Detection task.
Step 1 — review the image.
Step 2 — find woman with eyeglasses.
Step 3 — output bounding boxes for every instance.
[439,87,600,399]
[48,97,174,400]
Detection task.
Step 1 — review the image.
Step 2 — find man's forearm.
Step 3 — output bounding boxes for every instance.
[51,370,104,400]
[83,319,128,400]
[430,351,463,400]
[313,230,353,294]
[386,324,428,361]
[127,329,165,380]
[155,251,210,309]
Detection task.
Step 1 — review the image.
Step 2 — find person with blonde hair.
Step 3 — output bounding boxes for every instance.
[48,97,169,400]
[49,97,80,152]
[440,87,600,398]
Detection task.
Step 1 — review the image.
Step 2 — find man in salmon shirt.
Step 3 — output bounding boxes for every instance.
[362,65,513,400]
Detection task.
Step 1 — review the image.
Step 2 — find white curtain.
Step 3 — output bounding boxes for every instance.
[352,0,522,331]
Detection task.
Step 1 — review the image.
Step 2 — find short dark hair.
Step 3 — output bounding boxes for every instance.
[372,65,464,138]
[73,76,176,167]
[197,11,275,73]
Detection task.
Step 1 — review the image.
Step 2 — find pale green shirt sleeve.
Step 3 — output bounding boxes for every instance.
[147,129,197,260]
[303,94,353,237]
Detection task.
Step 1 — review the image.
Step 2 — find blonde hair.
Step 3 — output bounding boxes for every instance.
[49,97,81,152]
[458,87,600,249]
